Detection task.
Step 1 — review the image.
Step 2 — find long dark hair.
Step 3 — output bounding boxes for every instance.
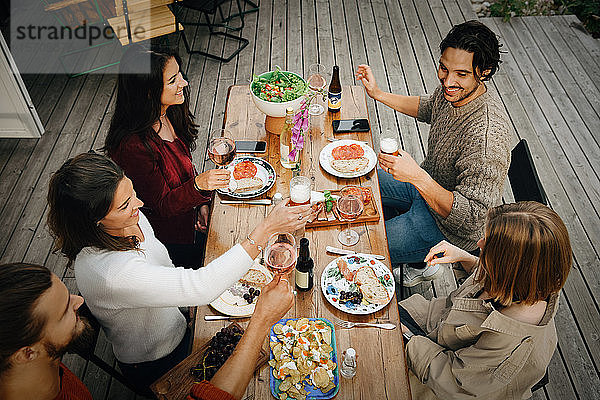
[47,153,139,265]
[0,263,52,374]
[440,20,502,81]
[103,44,198,159]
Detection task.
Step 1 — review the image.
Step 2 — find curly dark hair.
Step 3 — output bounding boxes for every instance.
[440,20,502,81]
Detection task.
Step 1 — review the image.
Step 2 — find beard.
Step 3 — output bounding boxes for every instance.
[44,316,94,360]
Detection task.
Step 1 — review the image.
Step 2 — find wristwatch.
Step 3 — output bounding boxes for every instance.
[403,330,415,341]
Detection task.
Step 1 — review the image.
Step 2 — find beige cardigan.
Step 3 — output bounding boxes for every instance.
[400,272,558,400]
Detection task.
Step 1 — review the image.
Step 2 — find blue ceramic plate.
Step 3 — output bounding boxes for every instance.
[269,318,339,399]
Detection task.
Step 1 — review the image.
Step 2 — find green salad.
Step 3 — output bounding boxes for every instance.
[251,68,307,103]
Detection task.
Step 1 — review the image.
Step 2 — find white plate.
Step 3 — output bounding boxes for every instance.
[320,254,395,315]
[210,260,273,317]
[216,156,276,199]
[319,140,377,178]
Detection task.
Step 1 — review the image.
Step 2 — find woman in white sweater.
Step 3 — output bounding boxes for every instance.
[46,153,311,394]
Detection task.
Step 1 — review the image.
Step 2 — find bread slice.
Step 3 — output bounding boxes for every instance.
[240,268,270,287]
[234,177,263,193]
[331,157,369,173]
[355,265,389,305]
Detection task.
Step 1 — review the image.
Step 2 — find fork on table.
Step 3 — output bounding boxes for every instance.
[332,317,396,330]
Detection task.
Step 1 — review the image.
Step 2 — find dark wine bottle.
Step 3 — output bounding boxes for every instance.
[328,66,342,113]
[295,238,314,291]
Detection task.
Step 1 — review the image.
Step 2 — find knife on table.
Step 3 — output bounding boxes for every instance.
[326,246,385,260]
[220,199,272,205]
[204,315,250,321]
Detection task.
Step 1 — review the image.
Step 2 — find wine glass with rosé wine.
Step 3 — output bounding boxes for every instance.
[336,186,364,246]
[307,64,327,116]
[264,232,297,275]
[208,130,237,192]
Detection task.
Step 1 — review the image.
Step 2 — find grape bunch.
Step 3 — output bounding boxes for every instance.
[243,287,261,304]
[190,325,244,381]
[340,290,363,305]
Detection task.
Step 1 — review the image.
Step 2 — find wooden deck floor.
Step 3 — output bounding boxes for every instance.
[1,0,599,398]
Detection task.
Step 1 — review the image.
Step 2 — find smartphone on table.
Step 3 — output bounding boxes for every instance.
[235,140,267,153]
[332,119,370,133]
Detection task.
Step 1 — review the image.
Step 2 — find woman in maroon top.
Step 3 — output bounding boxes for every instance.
[104,45,229,268]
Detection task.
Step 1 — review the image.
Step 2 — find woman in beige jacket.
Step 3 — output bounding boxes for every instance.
[399,201,572,400]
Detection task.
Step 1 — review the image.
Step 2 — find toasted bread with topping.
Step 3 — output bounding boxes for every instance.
[239,268,270,287]
[331,157,369,173]
[234,177,263,193]
[355,265,389,305]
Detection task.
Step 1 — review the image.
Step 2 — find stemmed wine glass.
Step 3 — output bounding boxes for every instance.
[307,63,327,116]
[207,130,237,192]
[264,232,297,275]
[336,186,364,246]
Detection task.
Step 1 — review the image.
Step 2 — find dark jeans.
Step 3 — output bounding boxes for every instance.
[118,327,192,397]
[165,231,207,269]
[398,304,427,337]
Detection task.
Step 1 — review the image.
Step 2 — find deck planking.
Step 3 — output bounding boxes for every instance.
[0,0,598,398]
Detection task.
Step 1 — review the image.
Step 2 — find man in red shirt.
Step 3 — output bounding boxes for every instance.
[188,274,295,400]
[0,263,93,400]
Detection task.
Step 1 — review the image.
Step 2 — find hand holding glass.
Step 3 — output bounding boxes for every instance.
[380,129,400,156]
[265,233,297,275]
[207,131,237,192]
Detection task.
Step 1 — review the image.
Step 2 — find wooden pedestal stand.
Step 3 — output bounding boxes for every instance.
[265,115,285,135]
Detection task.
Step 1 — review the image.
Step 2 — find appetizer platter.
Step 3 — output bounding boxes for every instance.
[319,140,377,178]
[217,156,276,199]
[305,187,379,229]
[150,323,268,400]
[209,259,273,317]
[321,255,395,315]
[269,318,339,400]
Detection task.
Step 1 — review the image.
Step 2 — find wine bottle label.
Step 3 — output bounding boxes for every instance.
[296,269,309,289]
[328,92,342,110]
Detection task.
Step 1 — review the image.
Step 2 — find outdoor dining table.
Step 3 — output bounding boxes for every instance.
[193,85,411,400]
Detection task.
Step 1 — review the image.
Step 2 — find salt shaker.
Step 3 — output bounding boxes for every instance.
[273,192,283,206]
[340,347,357,379]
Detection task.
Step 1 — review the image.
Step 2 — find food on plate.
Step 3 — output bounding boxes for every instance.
[339,290,363,304]
[234,177,263,193]
[240,267,270,287]
[251,68,307,103]
[330,157,370,173]
[331,143,364,160]
[190,325,243,381]
[355,265,390,305]
[242,286,260,304]
[233,160,258,179]
[343,186,372,204]
[307,202,324,224]
[269,318,337,399]
[336,258,356,282]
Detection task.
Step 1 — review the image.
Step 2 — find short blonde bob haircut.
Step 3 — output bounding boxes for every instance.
[476,201,572,306]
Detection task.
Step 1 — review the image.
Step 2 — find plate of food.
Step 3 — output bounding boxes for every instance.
[269,318,339,400]
[217,156,276,198]
[209,259,273,317]
[321,255,395,315]
[319,140,377,178]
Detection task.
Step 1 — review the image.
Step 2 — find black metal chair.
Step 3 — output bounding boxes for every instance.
[72,302,142,395]
[172,0,249,62]
[508,138,548,205]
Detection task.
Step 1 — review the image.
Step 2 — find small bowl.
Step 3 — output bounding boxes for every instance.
[250,70,307,117]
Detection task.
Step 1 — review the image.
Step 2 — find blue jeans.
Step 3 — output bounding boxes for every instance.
[378,169,447,265]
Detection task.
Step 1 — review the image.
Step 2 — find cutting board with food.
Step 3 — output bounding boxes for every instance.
[306,187,379,228]
[151,323,268,400]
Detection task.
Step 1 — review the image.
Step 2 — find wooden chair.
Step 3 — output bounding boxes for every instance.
[108,0,184,45]
[73,302,142,395]
[508,138,548,205]
[172,0,249,62]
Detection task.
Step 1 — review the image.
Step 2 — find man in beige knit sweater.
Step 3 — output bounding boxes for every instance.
[355,21,511,287]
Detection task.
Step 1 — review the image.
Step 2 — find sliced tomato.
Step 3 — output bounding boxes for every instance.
[331,144,365,160]
[233,160,257,180]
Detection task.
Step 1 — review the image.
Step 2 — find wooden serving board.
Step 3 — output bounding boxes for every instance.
[151,323,268,400]
[306,187,380,228]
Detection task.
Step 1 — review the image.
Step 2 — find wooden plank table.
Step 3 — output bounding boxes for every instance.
[193,84,411,400]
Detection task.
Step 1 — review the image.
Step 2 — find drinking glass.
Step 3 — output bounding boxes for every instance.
[289,176,312,206]
[307,64,327,116]
[264,232,297,275]
[380,129,400,156]
[336,186,364,246]
[207,130,237,192]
